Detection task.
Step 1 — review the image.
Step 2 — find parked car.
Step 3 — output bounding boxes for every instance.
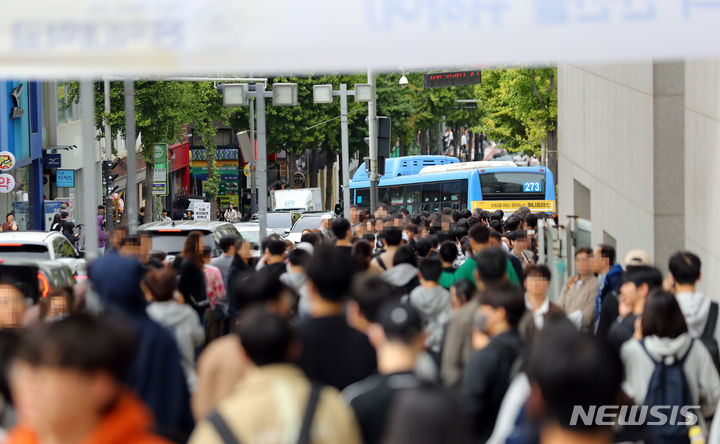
[0,231,87,277]
[284,212,333,244]
[137,220,242,262]
[0,259,76,303]
[250,211,301,234]
[232,222,264,258]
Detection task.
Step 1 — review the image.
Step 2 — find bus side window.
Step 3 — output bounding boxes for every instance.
[422,183,441,212]
[405,185,421,214]
[442,181,460,209]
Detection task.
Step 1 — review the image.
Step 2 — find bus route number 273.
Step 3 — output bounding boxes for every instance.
[523,182,542,192]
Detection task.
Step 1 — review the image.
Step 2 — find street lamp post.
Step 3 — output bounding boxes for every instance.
[312,83,372,220]
[249,97,256,215]
[367,69,379,213]
[223,82,298,240]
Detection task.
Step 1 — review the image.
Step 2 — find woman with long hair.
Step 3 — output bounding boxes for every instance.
[176,231,207,316]
[50,213,62,232]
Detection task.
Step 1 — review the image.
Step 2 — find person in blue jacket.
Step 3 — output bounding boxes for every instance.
[89,253,194,442]
[592,244,624,338]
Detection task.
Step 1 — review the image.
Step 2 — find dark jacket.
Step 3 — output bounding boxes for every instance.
[595,264,624,338]
[89,254,194,442]
[297,315,377,391]
[460,330,524,442]
[607,314,637,353]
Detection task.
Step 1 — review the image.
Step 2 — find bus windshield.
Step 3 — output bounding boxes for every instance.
[480,171,546,200]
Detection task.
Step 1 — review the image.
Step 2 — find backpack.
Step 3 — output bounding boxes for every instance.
[207,382,323,444]
[701,302,720,373]
[641,339,695,444]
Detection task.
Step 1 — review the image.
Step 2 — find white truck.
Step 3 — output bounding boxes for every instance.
[271,188,323,212]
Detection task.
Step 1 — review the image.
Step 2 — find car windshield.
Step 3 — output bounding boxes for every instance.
[291,216,325,233]
[266,213,293,228]
[148,232,215,254]
[235,228,260,245]
[0,244,51,260]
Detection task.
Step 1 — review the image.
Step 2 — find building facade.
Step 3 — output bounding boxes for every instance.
[558,60,720,294]
[0,80,43,230]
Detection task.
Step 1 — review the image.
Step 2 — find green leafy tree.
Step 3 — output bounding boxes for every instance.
[186,82,231,217]
[472,68,557,175]
[71,80,197,221]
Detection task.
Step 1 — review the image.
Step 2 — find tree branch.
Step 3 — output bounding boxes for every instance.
[532,69,547,111]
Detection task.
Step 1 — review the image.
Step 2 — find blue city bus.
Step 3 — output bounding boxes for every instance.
[349,156,556,214]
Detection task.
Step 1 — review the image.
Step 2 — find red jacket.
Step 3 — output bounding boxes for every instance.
[5,392,172,444]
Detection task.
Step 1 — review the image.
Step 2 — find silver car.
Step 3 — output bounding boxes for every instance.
[285,212,334,244]
[138,220,242,261]
[0,231,86,277]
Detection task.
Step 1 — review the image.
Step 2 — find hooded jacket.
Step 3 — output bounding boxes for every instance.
[147,301,205,390]
[407,285,452,353]
[381,263,420,297]
[621,334,720,424]
[5,392,172,444]
[676,292,716,338]
[89,254,194,441]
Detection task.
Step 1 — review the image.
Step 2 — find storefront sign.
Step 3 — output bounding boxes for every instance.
[0,151,16,171]
[55,198,75,221]
[12,201,27,230]
[45,153,61,168]
[152,182,167,195]
[0,173,15,193]
[56,169,75,188]
[219,195,239,208]
[44,200,63,229]
[152,143,168,196]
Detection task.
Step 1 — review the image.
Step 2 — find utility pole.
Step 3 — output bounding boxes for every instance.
[339,83,350,220]
[80,81,99,260]
[124,80,138,235]
[103,79,114,235]
[255,84,268,241]
[367,68,378,213]
[250,96,257,215]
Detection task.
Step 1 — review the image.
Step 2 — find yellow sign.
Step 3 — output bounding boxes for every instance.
[243,164,250,177]
[219,195,239,207]
[471,200,555,212]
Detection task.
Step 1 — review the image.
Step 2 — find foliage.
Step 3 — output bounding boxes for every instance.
[472,67,557,156]
[186,82,230,203]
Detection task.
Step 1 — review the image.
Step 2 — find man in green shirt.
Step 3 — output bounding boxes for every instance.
[452,224,520,288]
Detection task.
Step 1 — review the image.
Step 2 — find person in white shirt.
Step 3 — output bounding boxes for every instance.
[519,264,565,341]
[223,204,239,223]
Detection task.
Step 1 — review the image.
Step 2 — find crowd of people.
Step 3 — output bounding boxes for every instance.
[0,203,719,443]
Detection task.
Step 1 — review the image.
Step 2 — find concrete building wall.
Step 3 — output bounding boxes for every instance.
[685,60,720,295]
[559,59,719,295]
[558,63,655,264]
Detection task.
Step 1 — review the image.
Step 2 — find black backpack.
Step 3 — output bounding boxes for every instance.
[701,302,720,373]
[641,339,695,444]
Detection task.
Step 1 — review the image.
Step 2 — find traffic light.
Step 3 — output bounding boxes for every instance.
[102,160,119,197]
[363,116,391,176]
[377,116,391,157]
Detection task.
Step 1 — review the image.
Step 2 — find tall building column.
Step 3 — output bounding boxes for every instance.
[652,62,685,271]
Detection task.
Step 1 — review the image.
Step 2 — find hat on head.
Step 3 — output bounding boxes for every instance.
[321,214,333,221]
[378,302,423,343]
[624,249,651,268]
